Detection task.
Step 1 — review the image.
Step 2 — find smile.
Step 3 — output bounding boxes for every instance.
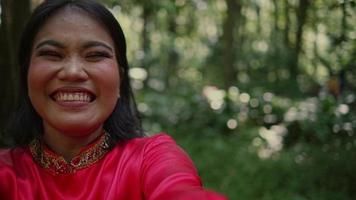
[54,92,93,102]
[50,87,96,104]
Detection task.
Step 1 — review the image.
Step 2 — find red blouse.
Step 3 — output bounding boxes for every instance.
[0,133,227,200]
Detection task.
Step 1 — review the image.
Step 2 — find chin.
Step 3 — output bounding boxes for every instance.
[51,122,103,137]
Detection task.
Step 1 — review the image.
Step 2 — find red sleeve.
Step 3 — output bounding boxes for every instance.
[140,134,228,200]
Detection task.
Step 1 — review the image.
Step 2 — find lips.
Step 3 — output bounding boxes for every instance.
[50,87,96,103]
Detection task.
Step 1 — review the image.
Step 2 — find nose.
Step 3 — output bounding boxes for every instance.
[57,57,88,82]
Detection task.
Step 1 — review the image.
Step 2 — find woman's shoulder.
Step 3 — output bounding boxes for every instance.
[124,133,180,153]
[0,147,28,168]
[123,133,194,171]
[132,132,175,142]
[117,132,189,164]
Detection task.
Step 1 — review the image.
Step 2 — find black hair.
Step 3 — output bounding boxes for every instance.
[7,0,144,146]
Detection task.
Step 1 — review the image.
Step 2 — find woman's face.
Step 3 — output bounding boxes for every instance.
[28,8,120,136]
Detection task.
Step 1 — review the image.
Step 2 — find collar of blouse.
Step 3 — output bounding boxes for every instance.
[29,131,110,175]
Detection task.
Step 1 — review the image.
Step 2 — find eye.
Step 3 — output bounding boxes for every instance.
[85,51,113,62]
[37,50,63,60]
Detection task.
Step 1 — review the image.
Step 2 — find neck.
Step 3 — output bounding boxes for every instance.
[42,125,103,162]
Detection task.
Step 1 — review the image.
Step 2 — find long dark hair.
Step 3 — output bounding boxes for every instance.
[7,0,144,146]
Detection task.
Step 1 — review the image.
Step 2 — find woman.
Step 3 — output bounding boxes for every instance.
[0,0,227,199]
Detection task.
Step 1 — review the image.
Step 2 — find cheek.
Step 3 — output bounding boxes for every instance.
[27,63,46,116]
[27,63,42,96]
[27,60,55,100]
[28,65,40,91]
[96,64,120,95]
[102,77,120,103]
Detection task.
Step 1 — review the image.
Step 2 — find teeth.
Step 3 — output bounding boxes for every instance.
[55,92,92,102]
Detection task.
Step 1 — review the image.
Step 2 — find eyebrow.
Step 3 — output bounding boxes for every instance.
[34,40,114,53]
[35,40,65,49]
[82,41,114,53]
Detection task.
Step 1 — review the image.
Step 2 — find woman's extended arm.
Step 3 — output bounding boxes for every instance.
[140,134,227,200]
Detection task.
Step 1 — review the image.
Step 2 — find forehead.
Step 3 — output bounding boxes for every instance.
[33,7,114,46]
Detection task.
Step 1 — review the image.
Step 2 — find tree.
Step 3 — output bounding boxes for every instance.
[0,0,31,130]
[292,0,310,78]
[221,0,241,89]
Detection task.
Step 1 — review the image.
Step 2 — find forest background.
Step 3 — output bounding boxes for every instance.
[0,0,355,199]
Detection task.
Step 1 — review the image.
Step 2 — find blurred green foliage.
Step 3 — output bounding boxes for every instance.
[138,83,356,199]
[110,0,356,199]
[1,0,356,199]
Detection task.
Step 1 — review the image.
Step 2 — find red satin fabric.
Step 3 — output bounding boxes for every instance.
[0,134,227,200]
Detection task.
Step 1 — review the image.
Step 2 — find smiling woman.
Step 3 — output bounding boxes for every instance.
[0,0,226,199]
[28,7,121,159]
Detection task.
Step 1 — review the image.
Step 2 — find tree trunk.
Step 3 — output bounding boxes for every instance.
[0,0,31,130]
[272,0,280,31]
[139,1,153,88]
[141,1,152,56]
[339,0,347,44]
[221,0,241,89]
[165,11,179,89]
[283,0,291,47]
[291,0,310,79]
[295,0,309,60]
[254,3,261,34]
